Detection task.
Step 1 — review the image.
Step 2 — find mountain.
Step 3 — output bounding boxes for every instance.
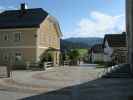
[65,37,103,47]
[61,37,103,50]
[60,39,89,50]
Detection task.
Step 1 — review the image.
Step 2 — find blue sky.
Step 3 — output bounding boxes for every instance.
[0,0,125,38]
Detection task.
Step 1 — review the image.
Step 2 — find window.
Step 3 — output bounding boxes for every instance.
[15,52,22,61]
[14,32,22,42]
[3,34,9,41]
[3,54,9,62]
[120,55,126,63]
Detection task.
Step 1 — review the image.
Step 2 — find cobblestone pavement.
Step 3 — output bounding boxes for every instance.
[0,65,133,100]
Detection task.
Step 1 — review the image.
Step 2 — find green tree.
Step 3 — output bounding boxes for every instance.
[68,49,80,65]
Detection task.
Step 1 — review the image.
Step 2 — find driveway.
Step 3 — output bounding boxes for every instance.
[79,63,98,68]
[1,66,103,91]
[0,66,133,100]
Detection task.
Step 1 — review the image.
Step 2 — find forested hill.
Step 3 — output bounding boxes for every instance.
[61,37,103,50]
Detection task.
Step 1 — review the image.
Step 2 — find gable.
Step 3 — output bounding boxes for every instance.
[103,33,127,48]
[105,40,109,48]
[40,15,62,37]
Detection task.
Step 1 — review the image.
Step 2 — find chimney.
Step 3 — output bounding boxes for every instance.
[21,3,26,11]
[20,3,27,16]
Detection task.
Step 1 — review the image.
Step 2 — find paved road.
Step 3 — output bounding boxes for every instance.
[7,66,102,90]
[0,91,34,100]
[0,65,133,100]
[79,63,98,68]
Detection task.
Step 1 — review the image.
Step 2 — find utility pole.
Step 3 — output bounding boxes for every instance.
[126,0,133,75]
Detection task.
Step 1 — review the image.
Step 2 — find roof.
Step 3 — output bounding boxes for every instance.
[103,33,127,47]
[91,44,103,53]
[0,8,48,29]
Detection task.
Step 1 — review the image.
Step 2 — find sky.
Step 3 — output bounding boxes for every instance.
[0,0,125,38]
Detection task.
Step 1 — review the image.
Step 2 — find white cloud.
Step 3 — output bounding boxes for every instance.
[7,6,16,10]
[63,11,125,38]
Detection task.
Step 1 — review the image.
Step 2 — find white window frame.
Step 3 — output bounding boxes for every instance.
[3,34,9,41]
[14,32,22,42]
[3,53,9,62]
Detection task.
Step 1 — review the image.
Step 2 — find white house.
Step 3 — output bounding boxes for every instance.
[90,44,104,63]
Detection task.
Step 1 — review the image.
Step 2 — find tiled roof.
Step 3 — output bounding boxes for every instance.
[91,44,103,53]
[0,8,48,29]
[103,33,127,47]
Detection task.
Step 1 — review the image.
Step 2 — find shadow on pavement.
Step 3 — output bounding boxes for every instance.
[20,78,133,100]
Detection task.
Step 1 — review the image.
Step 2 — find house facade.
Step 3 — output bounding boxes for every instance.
[0,4,62,68]
[103,33,127,65]
[111,48,128,65]
[90,44,104,63]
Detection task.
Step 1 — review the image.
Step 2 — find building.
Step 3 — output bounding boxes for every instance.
[103,33,127,64]
[90,44,104,63]
[111,48,128,65]
[126,0,133,74]
[0,4,62,68]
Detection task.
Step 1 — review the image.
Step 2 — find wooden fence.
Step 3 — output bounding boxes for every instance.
[44,62,53,69]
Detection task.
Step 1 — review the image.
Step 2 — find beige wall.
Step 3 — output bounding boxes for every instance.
[36,16,61,64]
[0,48,36,66]
[0,28,37,47]
[37,16,60,49]
[0,28,38,66]
[36,48,47,61]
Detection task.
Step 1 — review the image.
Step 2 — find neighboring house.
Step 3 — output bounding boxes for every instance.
[103,32,127,64]
[90,44,104,63]
[0,4,62,68]
[111,48,128,64]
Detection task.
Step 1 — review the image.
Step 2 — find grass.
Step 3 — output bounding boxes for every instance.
[78,49,88,58]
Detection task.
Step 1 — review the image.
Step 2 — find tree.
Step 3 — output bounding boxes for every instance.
[68,49,80,65]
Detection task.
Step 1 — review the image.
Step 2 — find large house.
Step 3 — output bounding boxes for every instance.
[103,32,127,65]
[0,4,62,68]
[89,44,104,63]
